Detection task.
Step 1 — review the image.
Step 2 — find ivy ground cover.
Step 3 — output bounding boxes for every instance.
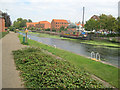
[13,47,105,88]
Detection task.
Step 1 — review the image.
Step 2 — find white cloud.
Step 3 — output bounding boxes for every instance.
[0,0,119,23]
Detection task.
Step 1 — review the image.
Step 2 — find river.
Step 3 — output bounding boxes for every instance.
[19,32,120,67]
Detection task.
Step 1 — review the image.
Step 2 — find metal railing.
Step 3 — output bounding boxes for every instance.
[91,51,100,61]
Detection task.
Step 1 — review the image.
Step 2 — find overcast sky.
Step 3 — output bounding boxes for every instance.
[0,0,119,23]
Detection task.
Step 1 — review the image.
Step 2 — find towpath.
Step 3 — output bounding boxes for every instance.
[1,32,26,88]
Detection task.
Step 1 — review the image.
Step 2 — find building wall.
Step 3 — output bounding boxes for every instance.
[51,19,69,31]
[35,21,51,30]
[0,18,5,32]
[26,22,39,28]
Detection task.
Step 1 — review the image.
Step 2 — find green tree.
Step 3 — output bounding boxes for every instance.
[28,19,32,22]
[105,15,117,32]
[84,18,98,31]
[116,17,120,33]
[2,12,12,27]
[13,18,28,29]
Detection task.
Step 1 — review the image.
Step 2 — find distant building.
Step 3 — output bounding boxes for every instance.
[67,21,84,31]
[76,22,84,31]
[35,21,51,30]
[51,19,69,31]
[118,1,120,17]
[0,10,5,32]
[26,22,39,28]
[91,15,100,20]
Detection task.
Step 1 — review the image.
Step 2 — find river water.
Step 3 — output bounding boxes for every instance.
[19,32,119,67]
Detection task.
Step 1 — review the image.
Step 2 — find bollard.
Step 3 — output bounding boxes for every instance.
[23,36,25,43]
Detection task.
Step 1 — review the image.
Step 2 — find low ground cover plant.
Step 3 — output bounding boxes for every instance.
[13,47,104,88]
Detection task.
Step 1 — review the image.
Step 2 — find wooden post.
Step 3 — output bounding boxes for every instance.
[26,32,27,43]
[25,30,28,43]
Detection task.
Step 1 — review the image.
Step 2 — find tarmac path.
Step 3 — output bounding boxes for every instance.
[1,32,26,88]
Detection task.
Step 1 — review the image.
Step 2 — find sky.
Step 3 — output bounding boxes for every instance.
[0,0,119,24]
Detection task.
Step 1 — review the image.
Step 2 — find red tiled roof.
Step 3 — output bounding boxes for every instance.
[52,19,68,23]
[39,21,50,24]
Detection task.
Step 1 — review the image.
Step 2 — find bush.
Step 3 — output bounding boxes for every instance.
[9,26,15,31]
[52,29,56,32]
[13,47,104,88]
[45,28,50,31]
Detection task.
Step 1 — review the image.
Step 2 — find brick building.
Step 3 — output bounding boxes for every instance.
[35,21,51,30]
[26,22,39,28]
[0,10,5,32]
[51,19,69,31]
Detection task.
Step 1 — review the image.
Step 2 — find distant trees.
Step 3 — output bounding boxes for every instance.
[84,14,118,32]
[13,18,32,30]
[27,19,32,22]
[2,12,11,27]
[60,26,67,32]
[116,17,120,33]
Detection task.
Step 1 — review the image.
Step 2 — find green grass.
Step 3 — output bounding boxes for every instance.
[0,31,9,39]
[80,40,120,48]
[13,47,105,88]
[18,34,119,88]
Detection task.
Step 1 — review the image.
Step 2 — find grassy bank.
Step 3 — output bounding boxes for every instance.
[80,40,120,48]
[28,31,120,47]
[13,47,104,88]
[0,31,9,39]
[18,34,119,88]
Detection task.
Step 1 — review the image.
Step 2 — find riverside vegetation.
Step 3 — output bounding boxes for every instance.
[13,47,105,88]
[18,34,119,88]
[0,31,9,39]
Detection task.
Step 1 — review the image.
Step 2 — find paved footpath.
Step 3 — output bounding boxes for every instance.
[1,32,26,88]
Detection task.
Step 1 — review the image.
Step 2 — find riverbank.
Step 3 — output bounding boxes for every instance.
[18,34,119,88]
[27,31,120,48]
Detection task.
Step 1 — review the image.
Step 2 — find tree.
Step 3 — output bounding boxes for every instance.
[85,14,117,32]
[105,15,117,32]
[60,26,68,32]
[13,18,28,29]
[84,18,98,31]
[2,12,11,27]
[116,17,120,34]
[28,19,32,22]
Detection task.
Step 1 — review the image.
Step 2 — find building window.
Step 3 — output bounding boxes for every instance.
[62,22,63,24]
[56,25,57,27]
[56,22,57,24]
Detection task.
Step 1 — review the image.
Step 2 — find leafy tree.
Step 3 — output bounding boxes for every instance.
[13,18,28,29]
[8,26,15,31]
[2,12,11,27]
[105,15,117,31]
[84,18,98,31]
[85,14,117,32]
[116,17,120,33]
[28,19,32,22]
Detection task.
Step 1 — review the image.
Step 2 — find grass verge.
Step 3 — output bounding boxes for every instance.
[18,34,119,88]
[0,31,9,39]
[13,47,105,88]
